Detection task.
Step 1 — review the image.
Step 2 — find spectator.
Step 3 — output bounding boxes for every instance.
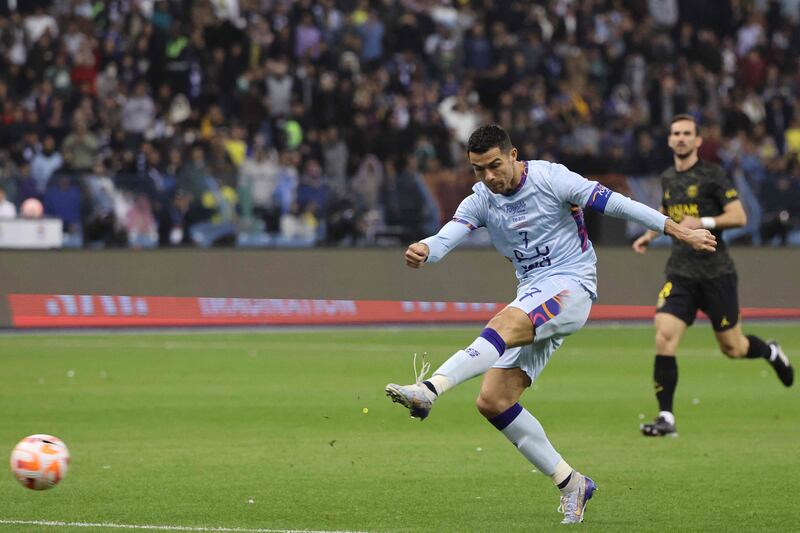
[0,184,16,218]
[178,145,210,200]
[121,81,155,143]
[15,162,38,204]
[61,119,98,172]
[30,134,63,193]
[0,0,797,248]
[43,174,81,234]
[760,160,800,244]
[124,193,158,248]
[239,139,280,230]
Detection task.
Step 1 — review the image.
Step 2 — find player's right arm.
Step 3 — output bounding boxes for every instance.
[662,219,716,252]
[405,193,486,269]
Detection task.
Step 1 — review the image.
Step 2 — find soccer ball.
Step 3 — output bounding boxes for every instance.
[10,434,70,490]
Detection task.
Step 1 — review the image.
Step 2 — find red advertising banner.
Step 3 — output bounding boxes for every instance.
[7,294,800,329]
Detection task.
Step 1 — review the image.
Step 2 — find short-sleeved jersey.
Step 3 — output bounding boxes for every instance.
[453,160,599,296]
[660,160,739,279]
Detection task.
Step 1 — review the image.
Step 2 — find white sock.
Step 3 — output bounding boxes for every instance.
[659,410,675,425]
[551,459,574,488]
[490,403,562,476]
[429,328,509,394]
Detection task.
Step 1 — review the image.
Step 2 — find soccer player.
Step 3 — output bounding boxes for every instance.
[385,124,716,524]
[633,114,794,438]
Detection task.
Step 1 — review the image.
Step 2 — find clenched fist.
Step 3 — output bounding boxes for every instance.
[405,242,430,268]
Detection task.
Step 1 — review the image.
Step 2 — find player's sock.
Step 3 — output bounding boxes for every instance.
[489,402,562,477]
[552,459,577,491]
[427,328,507,395]
[654,354,677,413]
[658,410,676,426]
[744,335,772,359]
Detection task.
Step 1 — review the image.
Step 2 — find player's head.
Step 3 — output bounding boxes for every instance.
[668,114,702,160]
[467,124,518,195]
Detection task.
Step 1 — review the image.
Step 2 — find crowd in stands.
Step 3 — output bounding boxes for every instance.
[0,0,798,247]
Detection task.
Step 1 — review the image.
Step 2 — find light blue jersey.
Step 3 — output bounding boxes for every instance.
[421,160,668,299]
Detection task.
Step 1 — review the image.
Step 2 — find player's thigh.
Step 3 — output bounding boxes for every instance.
[477,367,531,418]
[714,322,749,358]
[507,276,592,343]
[699,273,740,333]
[654,312,688,355]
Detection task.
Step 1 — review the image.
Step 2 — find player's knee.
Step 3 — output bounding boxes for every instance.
[486,308,532,347]
[475,392,513,419]
[655,329,677,352]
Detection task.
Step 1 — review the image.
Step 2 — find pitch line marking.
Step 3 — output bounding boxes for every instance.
[0,519,370,533]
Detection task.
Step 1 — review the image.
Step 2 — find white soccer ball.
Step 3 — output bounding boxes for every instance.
[10,434,70,490]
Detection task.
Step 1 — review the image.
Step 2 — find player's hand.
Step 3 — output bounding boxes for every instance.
[684,228,717,253]
[632,234,651,254]
[679,216,702,229]
[405,242,430,268]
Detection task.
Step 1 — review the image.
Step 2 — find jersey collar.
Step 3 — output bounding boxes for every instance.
[504,161,528,196]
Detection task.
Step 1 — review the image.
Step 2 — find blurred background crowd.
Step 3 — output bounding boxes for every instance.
[0,0,799,248]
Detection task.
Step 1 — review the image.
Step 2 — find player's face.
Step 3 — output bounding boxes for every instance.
[668,120,702,159]
[468,146,517,194]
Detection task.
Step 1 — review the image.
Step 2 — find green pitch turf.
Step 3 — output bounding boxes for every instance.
[1,324,798,532]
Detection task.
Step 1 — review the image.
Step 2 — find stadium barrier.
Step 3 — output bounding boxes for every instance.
[1,248,798,329]
[7,294,800,329]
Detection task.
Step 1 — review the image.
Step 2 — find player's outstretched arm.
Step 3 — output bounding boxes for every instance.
[632,229,660,254]
[412,218,474,267]
[405,242,429,269]
[663,219,716,252]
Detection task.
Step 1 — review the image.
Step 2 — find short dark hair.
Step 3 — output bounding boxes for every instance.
[467,124,512,154]
[669,114,700,135]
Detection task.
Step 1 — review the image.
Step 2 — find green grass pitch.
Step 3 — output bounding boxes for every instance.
[1,324,798,532]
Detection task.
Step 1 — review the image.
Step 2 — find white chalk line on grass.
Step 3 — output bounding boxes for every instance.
[0,519,370,533]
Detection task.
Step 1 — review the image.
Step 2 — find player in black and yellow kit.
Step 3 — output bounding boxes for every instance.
[632,114,793,437]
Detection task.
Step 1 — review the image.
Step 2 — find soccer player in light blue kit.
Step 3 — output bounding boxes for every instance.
[385,125,717,525]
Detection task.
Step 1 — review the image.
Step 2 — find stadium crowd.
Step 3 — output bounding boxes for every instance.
[0,0,798,247]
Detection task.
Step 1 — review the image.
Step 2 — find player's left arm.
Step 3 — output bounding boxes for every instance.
[679,200,746,230]
[679,172,746,230]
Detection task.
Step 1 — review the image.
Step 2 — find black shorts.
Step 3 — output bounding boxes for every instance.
[656,273,739,331]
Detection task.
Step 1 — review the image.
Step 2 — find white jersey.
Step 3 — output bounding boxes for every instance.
[459,159,601,294]
[421,160,667,298]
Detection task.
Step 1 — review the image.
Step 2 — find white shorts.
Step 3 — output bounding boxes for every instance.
[492,276,593,382]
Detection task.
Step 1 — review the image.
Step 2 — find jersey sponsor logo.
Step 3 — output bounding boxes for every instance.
[667,203,699,222]
[515,245,552,272]
[687,184,698,198]
[510,215,527,228]
[504,200,526,215]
